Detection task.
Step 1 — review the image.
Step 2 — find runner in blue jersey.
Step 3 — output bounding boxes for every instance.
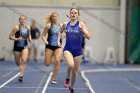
[9,15,32,82]
[59,8,91,93]
[42,12,62,84]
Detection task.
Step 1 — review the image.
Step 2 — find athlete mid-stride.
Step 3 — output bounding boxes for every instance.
[9,15,32,82]
[59,7,91,93]
[41,12,62,84]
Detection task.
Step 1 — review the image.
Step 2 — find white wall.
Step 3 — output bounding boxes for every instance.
[0,5,121,63]
[0,0,119,6]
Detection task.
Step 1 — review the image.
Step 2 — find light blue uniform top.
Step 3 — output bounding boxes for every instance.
[47,23,61,46]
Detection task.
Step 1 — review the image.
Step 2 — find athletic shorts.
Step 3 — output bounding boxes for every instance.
[63,47,82,57]
[13,46,25,52]
[45,45,61,51]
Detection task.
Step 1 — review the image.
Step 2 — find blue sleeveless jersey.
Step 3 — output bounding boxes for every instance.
[14,25,29,47]
[47,23,61,46]
[64,21,82,56]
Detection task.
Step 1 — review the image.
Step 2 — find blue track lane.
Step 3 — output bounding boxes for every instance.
[0,61,140,93]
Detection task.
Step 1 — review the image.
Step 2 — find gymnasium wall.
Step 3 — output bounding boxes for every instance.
[0,0,119,6]
[0,0,120,62]
[0,1,121,64]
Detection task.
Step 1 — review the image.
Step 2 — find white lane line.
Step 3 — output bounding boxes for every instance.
[81,71,95,93]
[4,86,44,89]
[4,86,87,90]
[34,74,48,93]
[82,68,140,73]
[80,68,140,93]
[0,72,20,88]
[3,86,87,90]
[42,72,53,93]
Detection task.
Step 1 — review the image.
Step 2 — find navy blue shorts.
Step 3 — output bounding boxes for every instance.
[63,47,82,57]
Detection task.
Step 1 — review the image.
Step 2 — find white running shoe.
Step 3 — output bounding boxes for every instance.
[51,80,57,84]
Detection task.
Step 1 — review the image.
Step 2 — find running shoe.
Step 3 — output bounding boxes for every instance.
[63,78,70,88]
[69,86,74,93]
[51,79,57,84]
[18,76,23,82]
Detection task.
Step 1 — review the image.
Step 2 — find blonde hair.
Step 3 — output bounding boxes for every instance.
[19,15,26,21]
[45,12,59,24]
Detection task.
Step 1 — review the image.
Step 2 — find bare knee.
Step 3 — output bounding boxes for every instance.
[21,59,26,64]
[54,58,60,65]
[55,58,60,63]
[68,64,74,69]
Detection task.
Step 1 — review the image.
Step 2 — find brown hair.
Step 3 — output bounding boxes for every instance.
[70,7,80,16]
